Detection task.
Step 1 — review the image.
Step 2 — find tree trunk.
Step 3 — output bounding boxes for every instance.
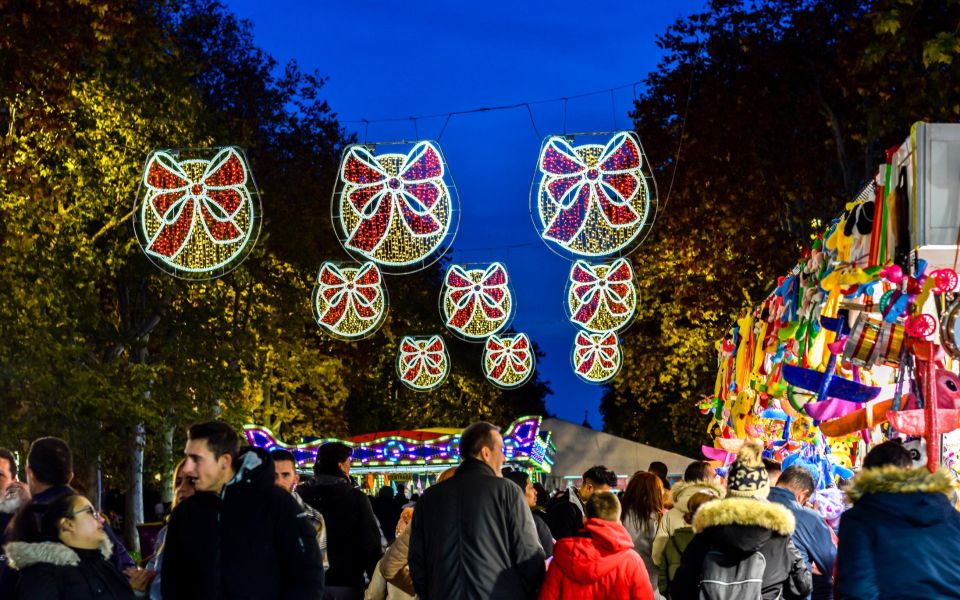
[124,421,145,553]
[160,418,176,505]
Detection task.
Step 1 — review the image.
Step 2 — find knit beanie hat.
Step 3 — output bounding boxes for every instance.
[726,442,769,499]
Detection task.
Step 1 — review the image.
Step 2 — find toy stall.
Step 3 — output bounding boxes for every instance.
[243,415,556,493]
[703,123,960,485]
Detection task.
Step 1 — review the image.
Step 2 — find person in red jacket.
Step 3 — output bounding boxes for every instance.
[539,491,655,600]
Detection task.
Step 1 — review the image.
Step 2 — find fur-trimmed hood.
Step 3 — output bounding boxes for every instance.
[694,497,795,536]
[847,467,956,503]
[670,480,725,513]
[3,538,112,570]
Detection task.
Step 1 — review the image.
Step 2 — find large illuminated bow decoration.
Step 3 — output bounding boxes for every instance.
[398,336,449,390]
[143,148,249,259]
[315,262,385,336]
[341,142,446,253]
[569,259,635,329]
[540,133,643,243]
[484,334,534,386]
[444,264,509,332]
[573,331,621,380]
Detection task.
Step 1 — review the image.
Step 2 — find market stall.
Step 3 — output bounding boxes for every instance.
[704,122,960,484]
[243,415,556,492]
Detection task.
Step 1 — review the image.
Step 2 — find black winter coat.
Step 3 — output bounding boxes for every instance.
[5,540,133,600]
[409,457,545,599]
[671,497,812,600]
[544,488,585,540]
[160,447,323,599]
[298,472,383,588]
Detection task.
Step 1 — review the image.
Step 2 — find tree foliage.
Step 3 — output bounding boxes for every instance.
[604,0,960,456]
[0,0,548,543]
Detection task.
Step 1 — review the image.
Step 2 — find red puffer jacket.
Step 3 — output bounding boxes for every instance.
[539,518,654,600]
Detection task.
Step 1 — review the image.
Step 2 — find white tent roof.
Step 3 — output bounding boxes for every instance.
[542,418,694,484]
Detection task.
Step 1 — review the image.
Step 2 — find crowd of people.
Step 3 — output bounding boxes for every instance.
[0,421,959,599]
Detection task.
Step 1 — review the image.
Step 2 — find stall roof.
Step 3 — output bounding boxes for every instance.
[542,418,694,480]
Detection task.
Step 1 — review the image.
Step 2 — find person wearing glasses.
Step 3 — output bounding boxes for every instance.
[3,491,141,599]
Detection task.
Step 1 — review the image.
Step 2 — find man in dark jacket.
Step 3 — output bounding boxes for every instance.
[837,441,960,599]
[409,421,545,599]
[671,442,811,600]
[768,466,836,599]
[545,464,618,540]
[161,421,323,599]
[298,441,382,598]
[0,437,135,595]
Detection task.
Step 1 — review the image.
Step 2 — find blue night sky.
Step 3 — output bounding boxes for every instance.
[223,0,706,428]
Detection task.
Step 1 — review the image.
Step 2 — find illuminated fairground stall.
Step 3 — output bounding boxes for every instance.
[243,415,556,493]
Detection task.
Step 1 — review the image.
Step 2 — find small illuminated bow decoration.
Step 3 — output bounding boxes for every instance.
[143,148,248,259]
[540,132,643,243]
[341,142,446,253]
[573,331,620,378]
[484,334,534,385]
[569,259,635,329]
[315,262,384,329]
[398,336,448,388]
[444,263,509,331]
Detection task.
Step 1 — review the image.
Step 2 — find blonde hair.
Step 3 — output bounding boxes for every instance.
[683,491,718,525]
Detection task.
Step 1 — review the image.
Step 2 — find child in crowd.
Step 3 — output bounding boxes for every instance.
[539,491,654,600]
[657,491,717,599]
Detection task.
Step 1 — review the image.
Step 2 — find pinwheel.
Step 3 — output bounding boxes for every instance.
[336,141,455,269]
[483,333,535,389]
[136,147,259,277]
[534,131,652,257]
[567,259,636,332]
[442,263,512,339]
[572,331,621,383]
[312,261,387,340]
[397,336,449,391]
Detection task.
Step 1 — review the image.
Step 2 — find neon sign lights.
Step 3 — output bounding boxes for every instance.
[312,261,388,340]
[333,141,458,273]
[397,335,449,391]
[572,330,622,383]
[532,132,654,258]
[441,263,513,340]
[566,259,637,333]
[242,416,555,473]
[483,333,535,389]
[134,147,261,279]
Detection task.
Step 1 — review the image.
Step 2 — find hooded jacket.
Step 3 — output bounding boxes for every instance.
[651,479,724,567]
[161,447,323,599]
[409,457,545,599]
[836,467,960,600]
[4,538,133,600]
[539,518,655,600]
[0,485,134,597]
[670,497,812,600]
[297,469,383,588]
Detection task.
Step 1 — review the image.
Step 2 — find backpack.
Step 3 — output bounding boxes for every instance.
[699,548,771,600]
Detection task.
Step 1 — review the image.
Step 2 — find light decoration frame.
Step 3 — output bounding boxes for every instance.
[332,140,459,273]
[483,333,535,389]
[134,146,262,279]
[242,415,556,474]
[441,263,514,340]
[566,258,637,333]
[530,131,656,259]
[312,261,388,340]
[572,330,622,383]
[397,335,450,391]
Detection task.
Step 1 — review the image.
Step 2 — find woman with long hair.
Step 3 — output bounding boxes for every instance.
[4,492,137,599]
[621,471,664,597]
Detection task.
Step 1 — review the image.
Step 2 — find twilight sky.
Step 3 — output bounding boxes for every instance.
[223,0,706,428]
